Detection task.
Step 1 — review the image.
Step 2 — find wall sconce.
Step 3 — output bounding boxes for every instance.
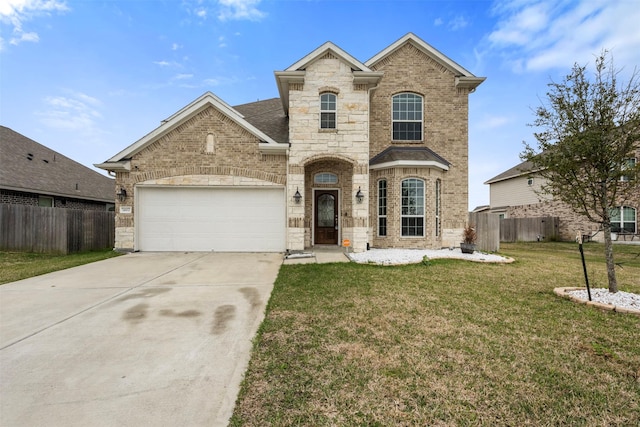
[355,186,364,203]
[293,187,302,204]
[116,187,127,202]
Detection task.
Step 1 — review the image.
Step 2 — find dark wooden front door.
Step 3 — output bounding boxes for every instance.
[314,190,338,244]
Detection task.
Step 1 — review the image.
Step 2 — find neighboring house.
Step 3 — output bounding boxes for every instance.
[1,126,115,210]
[96,33,485,253]
[484,151,639,241]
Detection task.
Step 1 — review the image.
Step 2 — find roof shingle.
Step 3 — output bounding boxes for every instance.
[0,126,114,202]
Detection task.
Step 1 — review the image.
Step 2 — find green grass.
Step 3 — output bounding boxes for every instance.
[231,242,640,426]
[0,250,122,285]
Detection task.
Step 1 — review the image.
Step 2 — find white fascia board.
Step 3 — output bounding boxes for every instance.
[285,42,372,72]
[370,160,449,171]
[94,160,131,172]
[259,142,289,154]
[106,92,279,162]
[365,32,477,77]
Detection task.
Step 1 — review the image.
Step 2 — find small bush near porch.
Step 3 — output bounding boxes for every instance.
[231,242,640,426]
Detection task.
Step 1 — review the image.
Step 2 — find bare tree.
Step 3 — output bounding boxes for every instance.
[521,51,640,293]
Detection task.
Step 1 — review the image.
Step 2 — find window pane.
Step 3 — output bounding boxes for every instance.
[379,217,387,237]
[321,112,336,129]
[314,173,338,184]
[622,207,635,221]
[317,194,335,227]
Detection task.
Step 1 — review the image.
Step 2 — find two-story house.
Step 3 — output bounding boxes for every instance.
[96,33,485,252]
[485,150,639,241]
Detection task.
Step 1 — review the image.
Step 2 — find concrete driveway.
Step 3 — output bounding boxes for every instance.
[0,252,281,427]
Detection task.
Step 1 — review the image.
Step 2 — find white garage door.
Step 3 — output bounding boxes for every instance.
[137,187,285,252]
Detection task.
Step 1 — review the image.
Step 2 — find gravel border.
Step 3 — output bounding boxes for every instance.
[348,248,514,265]
[554,287,640,316]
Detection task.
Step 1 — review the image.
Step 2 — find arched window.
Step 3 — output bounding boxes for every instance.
[378,179,387,237]
[314,172,338,184]
[401,178,425,236]
[320,93,337,129]
[392,93,423,141]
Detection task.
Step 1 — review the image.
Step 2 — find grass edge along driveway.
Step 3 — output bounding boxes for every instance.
[0,250,121,285]
[231,242,640,426]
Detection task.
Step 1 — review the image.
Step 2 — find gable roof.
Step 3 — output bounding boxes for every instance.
[96,92,289,172]
[0,126,114,202]
[484,159,537,184]
[365,32,485,91]
[275,41,384,114]
[369,146,450,171]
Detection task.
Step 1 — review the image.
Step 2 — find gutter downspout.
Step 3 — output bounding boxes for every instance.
[366,82,380,250]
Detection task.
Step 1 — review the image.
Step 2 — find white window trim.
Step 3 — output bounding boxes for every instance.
[378,179,387,237]
[400,178,425,237]
[611,206,637,234]
[319,93,337,130]
[391,93,423,142]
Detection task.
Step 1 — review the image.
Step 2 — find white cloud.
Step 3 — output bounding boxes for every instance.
[448,15,468,31]
[434,17,443,26]
[37,90,103,132]
[217,0,266,22]
[0,0,68,49]
[171,43,181,50]
[173,73,193,80]
[488,0,640,73]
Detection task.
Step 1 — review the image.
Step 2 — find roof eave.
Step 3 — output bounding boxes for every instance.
[370,160,450,171]
[259,142,289,155]
[456,76,486,92]
[94,160,131,173]
[275,71,305,116]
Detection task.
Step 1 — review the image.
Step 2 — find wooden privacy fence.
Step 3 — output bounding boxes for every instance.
[0,204,115,254]
[500,216,559,242]
[468,212,500,252]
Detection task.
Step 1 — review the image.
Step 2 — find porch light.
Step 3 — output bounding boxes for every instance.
[293,187,302,204]
[355,186,364,203]
[116,187,127,202]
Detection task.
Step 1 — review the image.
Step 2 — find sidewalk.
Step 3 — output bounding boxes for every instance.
[283,246,350,264]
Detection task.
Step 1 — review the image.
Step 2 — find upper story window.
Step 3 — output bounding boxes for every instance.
[392,93,422,141]
[320,93,337,129]
[314,172,338,184]
[621,158,636,182]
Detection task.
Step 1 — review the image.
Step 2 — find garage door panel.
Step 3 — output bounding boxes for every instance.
[138,187,285,252]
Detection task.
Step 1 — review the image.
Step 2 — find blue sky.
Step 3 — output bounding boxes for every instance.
[2,0,639,209]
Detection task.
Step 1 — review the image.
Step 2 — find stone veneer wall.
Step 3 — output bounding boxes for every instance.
[367,42,472,247]
[113,106,287,250]
[287,53,371,252]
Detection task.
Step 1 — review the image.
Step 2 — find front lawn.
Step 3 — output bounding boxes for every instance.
[0,250,121,285]
[231,242,640,426]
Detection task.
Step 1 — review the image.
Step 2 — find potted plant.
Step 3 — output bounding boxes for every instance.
[460,223,477,254]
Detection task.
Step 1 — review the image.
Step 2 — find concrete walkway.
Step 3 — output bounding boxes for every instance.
[0,252,281,427]
[283,246,351,265]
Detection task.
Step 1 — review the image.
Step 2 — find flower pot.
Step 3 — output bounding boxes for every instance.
[460,243,476,254]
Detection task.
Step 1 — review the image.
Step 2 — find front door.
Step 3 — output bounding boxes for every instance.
[314,190,338,245]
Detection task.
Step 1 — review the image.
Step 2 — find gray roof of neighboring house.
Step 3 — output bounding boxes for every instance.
[484,160,536,184]
[233,98,289,144]
[0,126,115,202]
[369,146,450,167]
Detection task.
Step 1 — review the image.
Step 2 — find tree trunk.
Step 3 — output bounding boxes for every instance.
[603,224,618,293]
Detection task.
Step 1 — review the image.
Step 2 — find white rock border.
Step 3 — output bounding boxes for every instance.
[553,287,640,317]
[347,248,514,265]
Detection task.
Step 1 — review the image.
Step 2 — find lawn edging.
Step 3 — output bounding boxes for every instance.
[553,287,640,316]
